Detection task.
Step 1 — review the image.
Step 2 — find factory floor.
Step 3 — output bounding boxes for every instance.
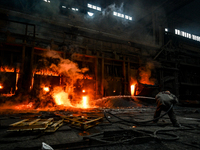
[0,102,200,150]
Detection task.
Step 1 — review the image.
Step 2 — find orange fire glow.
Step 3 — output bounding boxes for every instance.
[16,73,19,90]
[0,85,3,89]
[82,90,85,93]
[43,87,50,92]
[82,96,88,109]
[34,69,59,76]
[0,66,20,73]
[131,84,135,96]
[139,68,155,85]
[15,102,33,110]
[53,90,72,106]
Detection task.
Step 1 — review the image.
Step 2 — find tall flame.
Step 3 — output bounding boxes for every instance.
[16,73,19,90]
[131,84,135,96]
[82,96,88,109]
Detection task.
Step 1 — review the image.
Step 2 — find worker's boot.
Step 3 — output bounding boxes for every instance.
[173,123,181,127]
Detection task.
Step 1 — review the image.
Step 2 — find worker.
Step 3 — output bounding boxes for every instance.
[153,90,181,127]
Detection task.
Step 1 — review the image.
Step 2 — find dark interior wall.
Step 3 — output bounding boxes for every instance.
[0,1,200,101]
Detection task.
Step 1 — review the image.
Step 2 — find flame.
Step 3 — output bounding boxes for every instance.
[15,102,33,110]
[82,90,85,93]
[16,73,19,90]
[0,85,3,89]
[82,96,88,109]
[34,69,58,76]
[131,84,135,96]
[0,66,20,73]
[53,90,72,106]
[43,87,50,92]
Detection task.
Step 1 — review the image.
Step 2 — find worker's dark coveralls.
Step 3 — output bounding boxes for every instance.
[154,91,179,127]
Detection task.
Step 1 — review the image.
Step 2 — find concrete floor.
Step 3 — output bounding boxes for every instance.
[0,103,200,150]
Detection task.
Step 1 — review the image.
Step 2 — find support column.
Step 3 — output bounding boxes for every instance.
[127,58,131,94]
[95,57,98,99]
[101,54,104,97]
[174,71,179,98]
[30,43,35,90]
[123,56,126,95]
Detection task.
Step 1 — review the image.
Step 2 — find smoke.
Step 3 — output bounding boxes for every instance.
[44,49,88,82]
[34,0,61,17]
[138,60,160,85]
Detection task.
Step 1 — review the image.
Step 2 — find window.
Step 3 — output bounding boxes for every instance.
[43,0,50,3]
[87,3,101,11]
[113,12,132,20]
[97,7,101,11]
[87,12,94,16]
[88,4,92,8]
[175,29,200,42]
[113,12,117,16]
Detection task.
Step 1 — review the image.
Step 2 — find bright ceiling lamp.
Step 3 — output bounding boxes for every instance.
[87,12,94,16]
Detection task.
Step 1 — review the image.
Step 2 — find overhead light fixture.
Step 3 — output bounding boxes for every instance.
[62,6,66,9]
[165,28,168,32]
[87,12,94,16]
